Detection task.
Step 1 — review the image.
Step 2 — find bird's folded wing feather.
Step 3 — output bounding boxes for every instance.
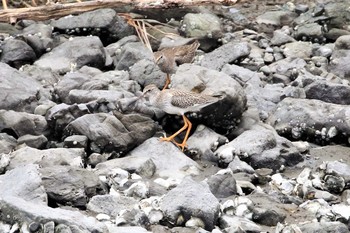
[170,92,217,109]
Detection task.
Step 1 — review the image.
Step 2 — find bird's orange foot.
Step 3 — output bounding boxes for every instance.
[160,136,173,142]
[159,137,187,151]
[173,141,187,152]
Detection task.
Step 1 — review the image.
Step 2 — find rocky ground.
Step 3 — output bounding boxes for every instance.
[1,0,350,232]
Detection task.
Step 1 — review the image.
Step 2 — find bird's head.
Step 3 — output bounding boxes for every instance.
[140,84,161,105]
[154,51,164,65]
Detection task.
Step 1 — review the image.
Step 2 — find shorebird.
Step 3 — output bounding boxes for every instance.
[154,40,200,90]
[141,84,221,151]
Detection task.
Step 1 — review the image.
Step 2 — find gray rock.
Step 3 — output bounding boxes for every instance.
[35,36,106,74]
[268,57,306,77]
[325,28,350,41]
[313,44,333,58]
[0,196,107,232]
[0,110,47,138]
[40,165,106,208]
[7,146,84,170]
[180,13,222,39]
[0,222,11,233]
[324,1,350,30]
[329,35,350,79]
[54,72,91,103]
[28,222,42,232]
[43,221,55,233]
[0,38,36,68]
[244,83,284,120]
[87,194,137,218]
[46,103,90,138]
[17,134,48,149]
[95,155,156,179]
[105,35,139,57]
[263,52,274,64]
[252,207,286,226]
[22,23,54,57]
[324,175,345,193]
[334,35,350,50]
[0,164,47,203]
[0,63,42,113]
[0,133,17,154]
[96,137,199,180]
[310,56,329,69]
[215,124,302,170]
[295,4,309,14]
[221,63,263,86]
[52,8,133,39]
[260,65,271,75]
[67,89,134,105]
[87,152,109,167]
[171,64,247,133]
[20,64,60,89]
[207,169,237,198]
[63,135,88,149]
[160,176,220,231]
[305,80,350,105]
[256,11,297,33]
[272,73,291,85]
[267,97,350,143]
[329,51,350,80]
[200,42,251,71]
[299,221,349,233]
[324,161,350,186]
[1,141,107,233]
[281,86,306,99]
[186,124,228,161]
[294,23,323,41]
[218,215,261,232]
[283,41,312,59]
[228,156,255,174]
[64,112,157,154]
[55,224,72,233]
[129,59,166,88]
[270,29,296,46]
[54,69,136,104]
[114,42,153,71]
[106,226,151,233]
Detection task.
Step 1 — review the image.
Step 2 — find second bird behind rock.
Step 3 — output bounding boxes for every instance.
[154,40,200,90]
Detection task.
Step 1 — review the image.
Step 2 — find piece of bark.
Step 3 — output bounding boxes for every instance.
[0,0,238,23]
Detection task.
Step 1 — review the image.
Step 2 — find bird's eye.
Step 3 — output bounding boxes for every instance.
[155,55,163,63]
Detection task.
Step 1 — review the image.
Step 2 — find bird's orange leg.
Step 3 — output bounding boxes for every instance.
[160,115,188,143]
[162,73,171,90]
[173,116,192,151]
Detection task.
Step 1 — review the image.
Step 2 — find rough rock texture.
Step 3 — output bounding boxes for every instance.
[40,165,106,208]
[34,36,106,74]
[0,110,48,138]
[267,97,350,143]
[7,146,84,170]
[160,177,220,231]
[64,112,158,154]
[0,63,42,113]
[200,42,251,70]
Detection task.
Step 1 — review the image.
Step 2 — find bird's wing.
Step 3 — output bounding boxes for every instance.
[170,91,217,109]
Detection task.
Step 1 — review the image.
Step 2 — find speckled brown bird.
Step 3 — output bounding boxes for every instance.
[154,40,200,90]
[141,84,220,151]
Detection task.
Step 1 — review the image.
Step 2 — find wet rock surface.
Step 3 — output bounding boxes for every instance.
[1,1,350,232]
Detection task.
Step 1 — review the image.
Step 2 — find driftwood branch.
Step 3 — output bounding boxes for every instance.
[0,0,238,23]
